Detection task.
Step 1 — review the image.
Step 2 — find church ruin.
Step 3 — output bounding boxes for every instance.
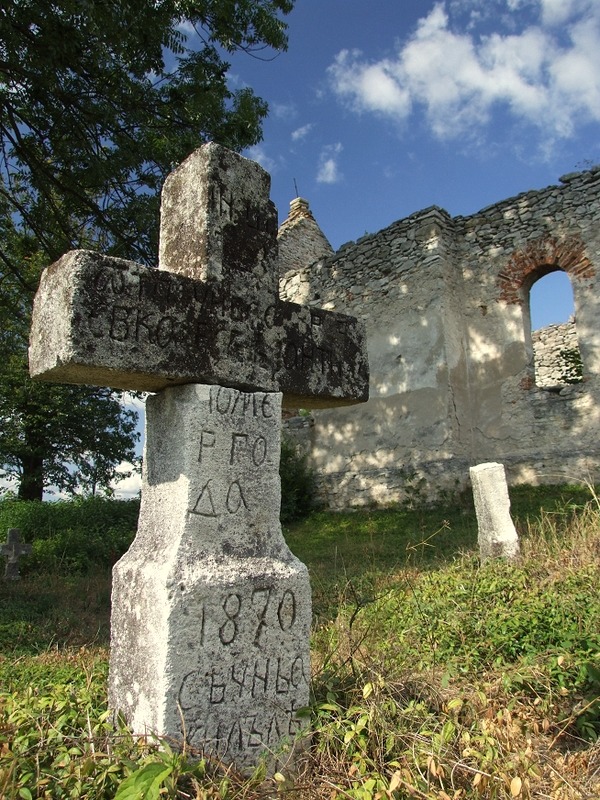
[278,167,600,508]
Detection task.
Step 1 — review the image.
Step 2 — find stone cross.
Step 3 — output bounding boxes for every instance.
[29,148,368,407]
[1,528,32,581]
[470,462,520,562]
[29,143,369,771]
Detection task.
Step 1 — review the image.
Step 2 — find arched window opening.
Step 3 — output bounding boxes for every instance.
[529,270,583,388]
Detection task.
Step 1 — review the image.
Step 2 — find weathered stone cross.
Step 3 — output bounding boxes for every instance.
[29,145,368,407]
[29,143,369,770]
[1,528,32,581]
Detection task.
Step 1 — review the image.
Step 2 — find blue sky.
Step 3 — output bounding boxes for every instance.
[226,0,600,328]
[34,0,600,499]
[105,0,600,500]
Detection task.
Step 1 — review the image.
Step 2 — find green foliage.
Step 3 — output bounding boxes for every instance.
[558,346,584,384]
[357,558,600,675]
[0,652,273,799]
[0,0,294,499]
[0,496,139,573]
[0,354,140,500]
[0,573,113,653]
[2,484,600,797]
[0,0,294,269]
[0,655,126,800]
[279,437,315,523]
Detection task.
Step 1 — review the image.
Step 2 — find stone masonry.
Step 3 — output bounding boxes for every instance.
[278,168,600,508]
[532,321,582,388]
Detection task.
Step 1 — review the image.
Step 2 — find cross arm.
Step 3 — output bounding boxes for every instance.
[29,250,369,408]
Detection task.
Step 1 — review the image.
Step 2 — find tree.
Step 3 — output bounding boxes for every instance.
[0,200,142,500]
[0,356,139,500]
[0,0,294,499]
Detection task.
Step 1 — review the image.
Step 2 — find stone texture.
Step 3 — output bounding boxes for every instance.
[532,321,582,388]
[278,166,600,508]
[278,197,334,286]
[29,145,368,409]
[29,144,370,770]
[29,249,367,407]
[470,463,520,562]
[109,385,311,768]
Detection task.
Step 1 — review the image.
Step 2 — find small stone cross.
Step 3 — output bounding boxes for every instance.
[28,143,369,771]
[1,528,32,581]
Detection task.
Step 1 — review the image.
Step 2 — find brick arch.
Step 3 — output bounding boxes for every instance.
[497,235,595,304]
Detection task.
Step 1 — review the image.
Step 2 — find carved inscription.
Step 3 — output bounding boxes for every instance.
[177,581,307,757]
[188,388,275,519]
[181,702,305,758]
[209,386,275,418]
[208,183,278,237]
[188,587,298,648]
[55,256,367,401]
[179,654,307,707]
[176,383,307,760]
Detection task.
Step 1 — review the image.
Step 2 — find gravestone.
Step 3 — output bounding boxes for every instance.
[29,143,369,770]
[470,462,520,562]
[1,528,32,581]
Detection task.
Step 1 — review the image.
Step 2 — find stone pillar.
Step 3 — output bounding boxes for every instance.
[469,462,520,562]
[109,384,311,769]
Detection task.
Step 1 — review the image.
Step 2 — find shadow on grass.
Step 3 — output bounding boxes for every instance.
[0,572,112,657]
[0,483,593,652]
[284,496,478,623]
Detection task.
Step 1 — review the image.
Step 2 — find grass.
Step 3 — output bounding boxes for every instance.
[1,483,600,798]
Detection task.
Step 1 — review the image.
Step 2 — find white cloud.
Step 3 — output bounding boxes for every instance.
[272,102,297,121]
[111,462,142,500]
[540,0,596,27]
[291,123,315,142]
[328,50,411,117]
[244,145,278,174]
[327,0,600,146]
[317,143,343,184]
[176,19,196,37]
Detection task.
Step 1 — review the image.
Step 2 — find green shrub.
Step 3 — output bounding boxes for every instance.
[279,437,315,523]
[0,496,139,574]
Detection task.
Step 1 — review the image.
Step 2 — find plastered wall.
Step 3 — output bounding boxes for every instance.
[278,167,600,508]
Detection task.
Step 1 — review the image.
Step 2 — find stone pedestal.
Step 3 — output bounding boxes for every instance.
[109,384,311,769]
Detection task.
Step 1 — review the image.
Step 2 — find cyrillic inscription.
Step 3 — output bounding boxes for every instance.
[188,388,276,519]
[31,251,368,402]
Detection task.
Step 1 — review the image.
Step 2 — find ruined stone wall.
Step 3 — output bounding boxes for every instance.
[279,167,600,508]
[532,322,582,388]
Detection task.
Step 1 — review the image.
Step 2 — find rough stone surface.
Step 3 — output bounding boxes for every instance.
[278,197,334,282]
[532,321,581,388]
[29,145,368,409]
[109,385,310,768]
[470,463,520,561]
[279,167,600,507]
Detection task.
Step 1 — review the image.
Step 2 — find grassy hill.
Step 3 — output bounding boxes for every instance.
[1,485,599,798]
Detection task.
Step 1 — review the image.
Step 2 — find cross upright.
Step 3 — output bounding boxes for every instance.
[1,528,32,581]
[29,143,368,407]
[29,143,369,771]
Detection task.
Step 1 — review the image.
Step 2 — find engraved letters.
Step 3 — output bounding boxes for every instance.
[176,578,307,761]
[189,388,275,518]
[74,260,364,400]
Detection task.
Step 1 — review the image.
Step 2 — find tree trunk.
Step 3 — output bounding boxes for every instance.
[18,454,44,501]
